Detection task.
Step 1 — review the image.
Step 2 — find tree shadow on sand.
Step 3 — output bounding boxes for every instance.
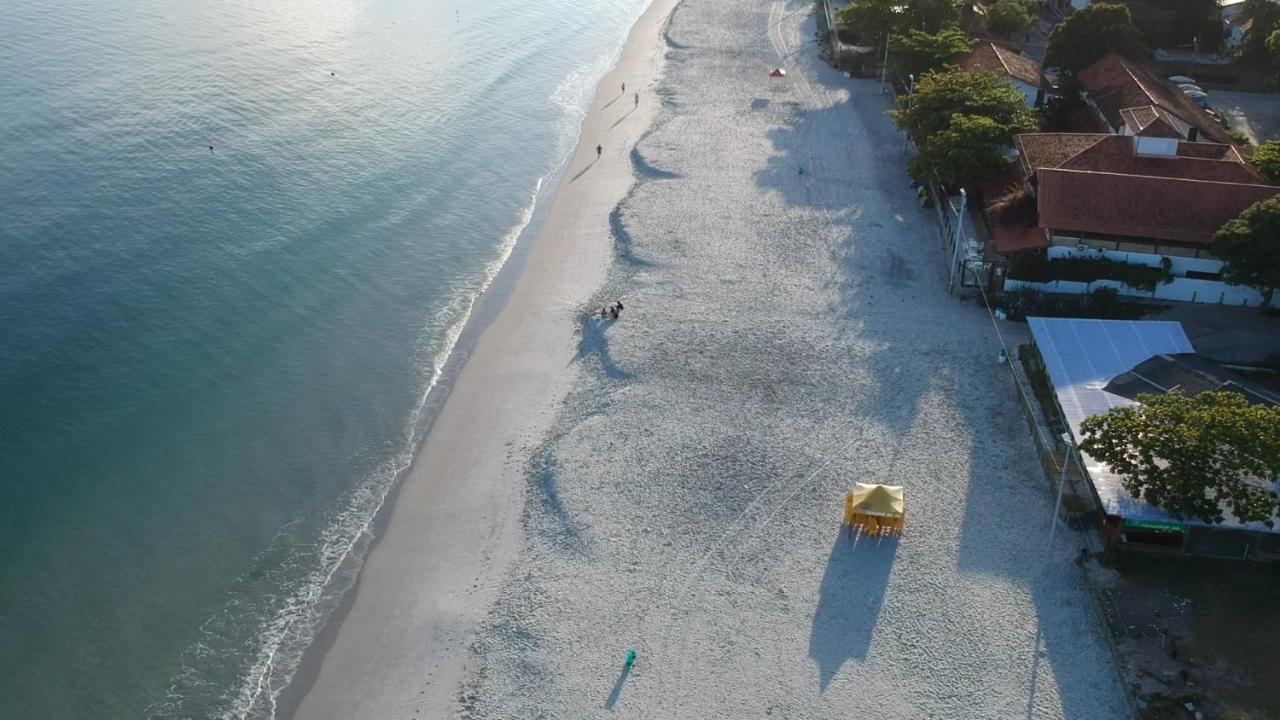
[808,530,898,691]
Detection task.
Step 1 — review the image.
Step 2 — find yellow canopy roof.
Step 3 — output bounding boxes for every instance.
[849,483,905,517]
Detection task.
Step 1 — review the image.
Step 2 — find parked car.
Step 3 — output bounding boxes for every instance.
[1182,89,1209,107]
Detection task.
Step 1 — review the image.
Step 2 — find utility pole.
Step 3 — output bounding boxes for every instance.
[880,32,891,94]
[947,188,968,293]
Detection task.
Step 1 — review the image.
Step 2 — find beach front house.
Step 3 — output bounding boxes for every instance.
[954,41,1046,109]
[983,131,1280,307]
[1026,317,1280,559]
[1076,52,1231,144]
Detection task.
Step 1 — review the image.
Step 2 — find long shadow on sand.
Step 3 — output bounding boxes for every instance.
[604,662,632,709]
[572,315,632,381]
[756,55,1124,716]
[528,447,590,552]
[808,531,898,691]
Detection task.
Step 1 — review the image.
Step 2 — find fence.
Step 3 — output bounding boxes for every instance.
[1003,277,1279,308]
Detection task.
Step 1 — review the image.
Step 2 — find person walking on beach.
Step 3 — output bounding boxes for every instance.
[596,144,602,159]
[621,82,626,94]
[634,93,639,108]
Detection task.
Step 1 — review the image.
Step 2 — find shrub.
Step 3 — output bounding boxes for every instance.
[1006,250,1171,291]
[985,184,1037,226]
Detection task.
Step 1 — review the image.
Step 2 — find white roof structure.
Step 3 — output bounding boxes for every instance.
[1028,317,1278,532]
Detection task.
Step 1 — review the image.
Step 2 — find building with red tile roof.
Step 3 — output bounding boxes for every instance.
[1006,132,1274,253]
[1076,52,1231,144]
[954,41,1047,107]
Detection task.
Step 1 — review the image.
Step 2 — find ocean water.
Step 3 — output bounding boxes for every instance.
[0,0,649,716]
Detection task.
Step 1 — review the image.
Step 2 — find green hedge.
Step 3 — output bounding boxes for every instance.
[1007,251,1172,292]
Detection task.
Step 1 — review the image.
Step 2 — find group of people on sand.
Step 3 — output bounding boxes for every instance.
[599,300,624,320]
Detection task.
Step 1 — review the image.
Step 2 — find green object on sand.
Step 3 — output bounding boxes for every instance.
[625,649,637,666]
[798,166,805,175]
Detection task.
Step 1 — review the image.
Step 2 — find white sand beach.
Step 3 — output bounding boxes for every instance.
[291,0,1131,717]
[456,0,1131,717]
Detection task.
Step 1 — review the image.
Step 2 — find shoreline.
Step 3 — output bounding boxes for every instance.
[456,0,1130,715]
[282,0,680,715]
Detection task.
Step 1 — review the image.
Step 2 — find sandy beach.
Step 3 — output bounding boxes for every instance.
[288,0,1130,717]
[284,2,679,718]
[453,0,1131,717]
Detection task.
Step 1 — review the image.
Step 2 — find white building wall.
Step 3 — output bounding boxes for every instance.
[1011,78,1039,108]
[1004,278,1279,307]
[1046,244,1223,276]
[1006,245,1279,307]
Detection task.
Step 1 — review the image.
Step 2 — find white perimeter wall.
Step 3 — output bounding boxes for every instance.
[1006,245,1279,307]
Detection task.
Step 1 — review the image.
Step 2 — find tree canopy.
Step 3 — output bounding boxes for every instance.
[985,0,1036,38]
[908,114,1012,184]
[1240,0,1280,65]
[837,0,960,47]
[1212,195,1280,306]
[1249,140,1280,183]
[1122,0,1221,53]
[1079,390,1280,527]
[1044,3,1147,73]
[892,68,1039,144]
[889,28,974,80]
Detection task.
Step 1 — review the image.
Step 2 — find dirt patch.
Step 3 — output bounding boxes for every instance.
[1086,554,1280,719]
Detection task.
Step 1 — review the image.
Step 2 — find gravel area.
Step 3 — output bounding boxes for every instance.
[461,0,1131,717]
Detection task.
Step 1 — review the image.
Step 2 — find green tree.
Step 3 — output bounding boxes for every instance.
[837,0,899,47]
[901,0,961,33]
[1241,0,1280,64]
[837,0,961,47]
[1079,390,1280,526]
[1212,195,1280,307]
[892,68,1039,144]
[889,28,974,79]
[986,0,1036,37]
[1250,140,1280,182]
[1126,0,1221,53]
[1122,0,1176,48]
[1044,3,1147,73]
[1176,0,1224,53]
[908,114,1013,184]
[1268,28,1280,76]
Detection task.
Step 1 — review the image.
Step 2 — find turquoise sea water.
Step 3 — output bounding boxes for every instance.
[0,0,648,716]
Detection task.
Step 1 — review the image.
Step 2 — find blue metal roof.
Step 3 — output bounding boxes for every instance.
[1028,317,1277,532]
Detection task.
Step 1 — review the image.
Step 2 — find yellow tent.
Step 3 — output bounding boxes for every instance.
[843,483,905,537]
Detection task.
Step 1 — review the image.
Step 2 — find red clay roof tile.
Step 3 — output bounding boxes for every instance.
[1077,52,1231,144]
[955,42,1046,88]
[1036,169,1279,244]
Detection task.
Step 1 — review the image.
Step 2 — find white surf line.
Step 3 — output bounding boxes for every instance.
[235,180,547,720]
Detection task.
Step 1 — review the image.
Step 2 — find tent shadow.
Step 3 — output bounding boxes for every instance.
[807,530,898,692]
